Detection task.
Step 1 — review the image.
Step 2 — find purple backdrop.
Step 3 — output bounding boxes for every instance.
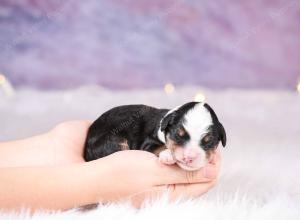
[0,0,299,90]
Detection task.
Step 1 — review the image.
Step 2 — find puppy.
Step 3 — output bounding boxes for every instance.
[84,102,226,171]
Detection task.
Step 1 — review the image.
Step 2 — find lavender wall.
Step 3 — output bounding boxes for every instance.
[0,0,299,90]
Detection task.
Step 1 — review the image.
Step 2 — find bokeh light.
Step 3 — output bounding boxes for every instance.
[0,74,6,84]
[194,92,206,102]
[164,83,175,94]
[297,81,300,94]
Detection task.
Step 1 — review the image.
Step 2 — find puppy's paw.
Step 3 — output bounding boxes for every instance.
[159,149,176,165]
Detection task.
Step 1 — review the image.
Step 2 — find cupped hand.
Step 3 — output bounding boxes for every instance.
[42,121,221,206]
[95,149,220,206]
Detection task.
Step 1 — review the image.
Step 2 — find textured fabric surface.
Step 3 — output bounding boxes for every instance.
[0,86,299,219]
[1,0,300,89]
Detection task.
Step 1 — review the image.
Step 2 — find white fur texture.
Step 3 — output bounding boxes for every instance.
[183,103,212,143]
[0,86,299,219]
[157,127,166,144]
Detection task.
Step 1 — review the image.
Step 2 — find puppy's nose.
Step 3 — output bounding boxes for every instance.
[183,156,195,164]
[183,148,200,163]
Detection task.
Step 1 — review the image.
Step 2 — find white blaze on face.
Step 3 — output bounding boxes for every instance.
[183,103,213,141]
[178,103,213,169]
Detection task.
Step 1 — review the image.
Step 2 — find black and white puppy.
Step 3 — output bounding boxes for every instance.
[84,102,226,171]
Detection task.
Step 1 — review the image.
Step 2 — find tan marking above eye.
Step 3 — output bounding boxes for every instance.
[203,134,213,143]
[119,140,130,150]
[177,128,186,137]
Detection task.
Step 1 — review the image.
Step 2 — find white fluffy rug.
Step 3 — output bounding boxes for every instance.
[0,86,300,219]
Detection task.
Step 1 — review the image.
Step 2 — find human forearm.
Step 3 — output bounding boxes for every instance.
[0,134,58,167]
[0,123,87,167]
[0,161,109,212]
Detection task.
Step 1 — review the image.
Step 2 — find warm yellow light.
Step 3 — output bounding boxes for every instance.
[164,83,175,94]
[297,82,300,94]
[194,92,206,102]
[0,74,6,85]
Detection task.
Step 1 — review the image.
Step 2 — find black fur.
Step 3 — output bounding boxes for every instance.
[84,105,168,161]
[204,103,227,147]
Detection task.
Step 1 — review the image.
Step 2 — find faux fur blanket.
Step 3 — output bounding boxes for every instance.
[0,86,299,219]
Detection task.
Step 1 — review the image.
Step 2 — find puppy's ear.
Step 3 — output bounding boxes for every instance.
[218,123,227,147]
[161,112,176,132]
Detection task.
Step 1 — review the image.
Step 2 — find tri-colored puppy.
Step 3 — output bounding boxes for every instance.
[84,102,226,171]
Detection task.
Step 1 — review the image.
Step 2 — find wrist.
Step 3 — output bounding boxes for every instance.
[83,158,119,204]
[86,155,140,204]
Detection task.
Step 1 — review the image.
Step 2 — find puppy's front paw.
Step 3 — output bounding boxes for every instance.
[159,149,176,165]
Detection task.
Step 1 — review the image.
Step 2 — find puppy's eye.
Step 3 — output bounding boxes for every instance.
[202,134,213,144]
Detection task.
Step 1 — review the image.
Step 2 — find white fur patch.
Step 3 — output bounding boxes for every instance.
[157,128,166,143]
[165,105,181,116]
[183,103,213,146]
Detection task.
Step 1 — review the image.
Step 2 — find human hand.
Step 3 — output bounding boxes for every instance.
[90,149,220,206]
[47,120,92,165]
[49,121,221,206]
[50,121,220,205]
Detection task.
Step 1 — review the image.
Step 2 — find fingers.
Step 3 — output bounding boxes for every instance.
[209,149,221,171]
[166,181,217,200]
[129,181,217,208]
[155,164,217,185]
[102,150,221,208]
[210,149,221,165]
[113,150,221,185]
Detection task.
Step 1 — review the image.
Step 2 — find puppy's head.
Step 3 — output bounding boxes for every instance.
[160,102,226,171]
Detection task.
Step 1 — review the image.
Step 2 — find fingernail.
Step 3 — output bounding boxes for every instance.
[203,166,217,179]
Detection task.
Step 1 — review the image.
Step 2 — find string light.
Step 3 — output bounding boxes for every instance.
[0,74,5,84]
[297,81,300,94]
[164,83,175,94]
[194,92,206,102]
[0,73,15,97]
